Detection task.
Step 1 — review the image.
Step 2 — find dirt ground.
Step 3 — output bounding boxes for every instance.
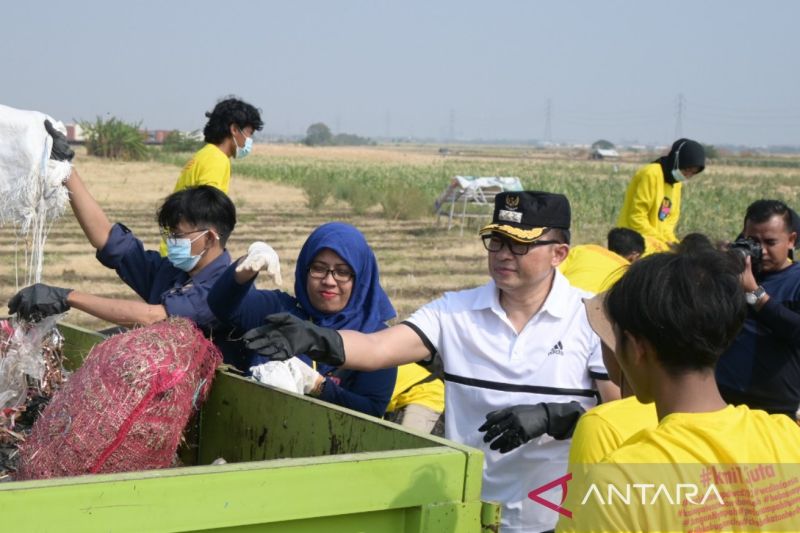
[0,151,487,330]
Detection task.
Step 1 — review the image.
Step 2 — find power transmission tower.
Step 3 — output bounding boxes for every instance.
[674,93,685,139]
[543,98,552,142]
[448,109,455,141]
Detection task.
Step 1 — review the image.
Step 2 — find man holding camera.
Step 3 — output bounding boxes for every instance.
[716,199,800,417]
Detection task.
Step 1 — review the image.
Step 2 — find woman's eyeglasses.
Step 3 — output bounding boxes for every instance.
[308,263,354,282]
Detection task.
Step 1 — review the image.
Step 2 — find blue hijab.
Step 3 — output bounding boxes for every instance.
[294,222,396,333]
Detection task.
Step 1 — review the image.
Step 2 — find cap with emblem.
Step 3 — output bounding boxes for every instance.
[479,191,571,243]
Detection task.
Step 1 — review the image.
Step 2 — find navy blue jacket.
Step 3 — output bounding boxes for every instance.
[97,223,248,368]
[716,262,800,414]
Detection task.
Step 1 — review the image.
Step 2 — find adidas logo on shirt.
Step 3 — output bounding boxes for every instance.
[547,341,564,356]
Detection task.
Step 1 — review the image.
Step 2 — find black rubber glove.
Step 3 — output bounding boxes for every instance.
[8,283,73,321]
[242,312,346,366]
[478,401,585,454]
[44,119,75,162]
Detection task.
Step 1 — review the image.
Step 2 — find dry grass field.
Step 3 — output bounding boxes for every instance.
[3,143,800,333]
[0,147,488,331]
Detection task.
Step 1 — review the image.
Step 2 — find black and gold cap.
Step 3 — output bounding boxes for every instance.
[479,191,571,243]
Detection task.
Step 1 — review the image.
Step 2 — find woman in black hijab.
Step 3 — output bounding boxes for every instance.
[616,138,706,253]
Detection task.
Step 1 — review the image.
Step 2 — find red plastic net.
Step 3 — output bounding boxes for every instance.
[16,317,221,480]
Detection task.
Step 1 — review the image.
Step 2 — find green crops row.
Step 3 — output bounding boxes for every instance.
[152,150,800,246]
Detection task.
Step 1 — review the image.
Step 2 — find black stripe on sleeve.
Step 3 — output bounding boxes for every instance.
[400,320,437,364]
[443,372,598,398]
[589,371,610,381]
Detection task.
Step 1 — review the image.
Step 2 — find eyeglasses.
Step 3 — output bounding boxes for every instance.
[308,263,354,282]
[481,234,561,256]
[161,228,209,240]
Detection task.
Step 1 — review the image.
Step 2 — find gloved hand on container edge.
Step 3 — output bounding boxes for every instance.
[44,119,74,162]
[235,241,282,284]
[242,312,345,366]
[8,283,73,321]
[477,401,585,454]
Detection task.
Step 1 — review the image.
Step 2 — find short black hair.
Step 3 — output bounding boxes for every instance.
[744,199,793,232]
[544,227,571,245]
[607,228,644,257]
[606,248,745,374]
[203,97,264,144]
[676,232,713,255]
[156,186,236,247]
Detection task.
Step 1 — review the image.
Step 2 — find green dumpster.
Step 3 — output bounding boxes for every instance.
[0,323,501,533]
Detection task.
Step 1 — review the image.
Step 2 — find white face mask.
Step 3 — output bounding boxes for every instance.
[166,230,210,272]
[671,168,687,182]
[233,129,253,159]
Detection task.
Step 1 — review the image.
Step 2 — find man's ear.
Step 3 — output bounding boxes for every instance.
[788,231,797,250]
[552,243,570,266]
[206,229,220,248]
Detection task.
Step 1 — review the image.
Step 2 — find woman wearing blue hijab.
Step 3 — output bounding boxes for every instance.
[207,222,397,416]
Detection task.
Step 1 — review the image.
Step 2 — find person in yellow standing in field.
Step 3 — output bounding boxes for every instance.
[162,97,263,255]
[559,227,644,293]
[616,138,705,253]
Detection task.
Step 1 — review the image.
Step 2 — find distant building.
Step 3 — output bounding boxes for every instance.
[65,124,85,143]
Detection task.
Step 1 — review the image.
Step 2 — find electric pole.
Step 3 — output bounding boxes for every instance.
[544,98,552,142]
[674,93,685,139]
[448,108,455,141]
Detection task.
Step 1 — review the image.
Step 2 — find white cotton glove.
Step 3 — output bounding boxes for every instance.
[285,357,325,395]
[250,360,303,394]
[235,241,282,284]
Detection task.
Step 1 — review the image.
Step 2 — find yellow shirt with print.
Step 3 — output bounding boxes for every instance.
[385,363,444,414]
[161,143,231,255]
[558,405,800,532]
[559,244,630,294]
[616,162,681,254]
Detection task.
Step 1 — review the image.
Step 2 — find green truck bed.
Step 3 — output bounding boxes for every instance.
[0,323,500,532]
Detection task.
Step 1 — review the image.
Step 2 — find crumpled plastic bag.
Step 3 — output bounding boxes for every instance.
[250,360,304,394]
[0,104,71,233]
[0,315,64,410]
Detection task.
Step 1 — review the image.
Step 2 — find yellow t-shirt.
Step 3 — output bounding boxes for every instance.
[616,162,682,254]
[568,396,658,465]
[559,244,630,294]
[558,405,800,532]
[173,143,231,193]
[385,363,445,414]
[161,143,231,255]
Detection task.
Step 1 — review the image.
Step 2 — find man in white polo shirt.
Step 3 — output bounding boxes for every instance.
[242,191,618,532]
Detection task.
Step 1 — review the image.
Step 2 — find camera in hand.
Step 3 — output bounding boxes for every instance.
[729,237,763,273]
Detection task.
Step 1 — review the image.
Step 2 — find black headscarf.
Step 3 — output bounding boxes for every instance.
[658,138,706,184]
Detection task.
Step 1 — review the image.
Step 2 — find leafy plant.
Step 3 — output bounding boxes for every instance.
[81,117,148,161]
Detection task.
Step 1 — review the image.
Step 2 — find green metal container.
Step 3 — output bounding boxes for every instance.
[0,323,500,533]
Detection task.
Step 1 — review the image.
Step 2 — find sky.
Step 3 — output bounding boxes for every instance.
[2,1,798,146]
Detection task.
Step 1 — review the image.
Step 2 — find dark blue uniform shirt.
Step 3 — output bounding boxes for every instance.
[96,223,249,369]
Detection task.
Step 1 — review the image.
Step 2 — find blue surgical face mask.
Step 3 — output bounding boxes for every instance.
[234,130,252,159]
[166,231,209,272]
[671,168,687,182]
